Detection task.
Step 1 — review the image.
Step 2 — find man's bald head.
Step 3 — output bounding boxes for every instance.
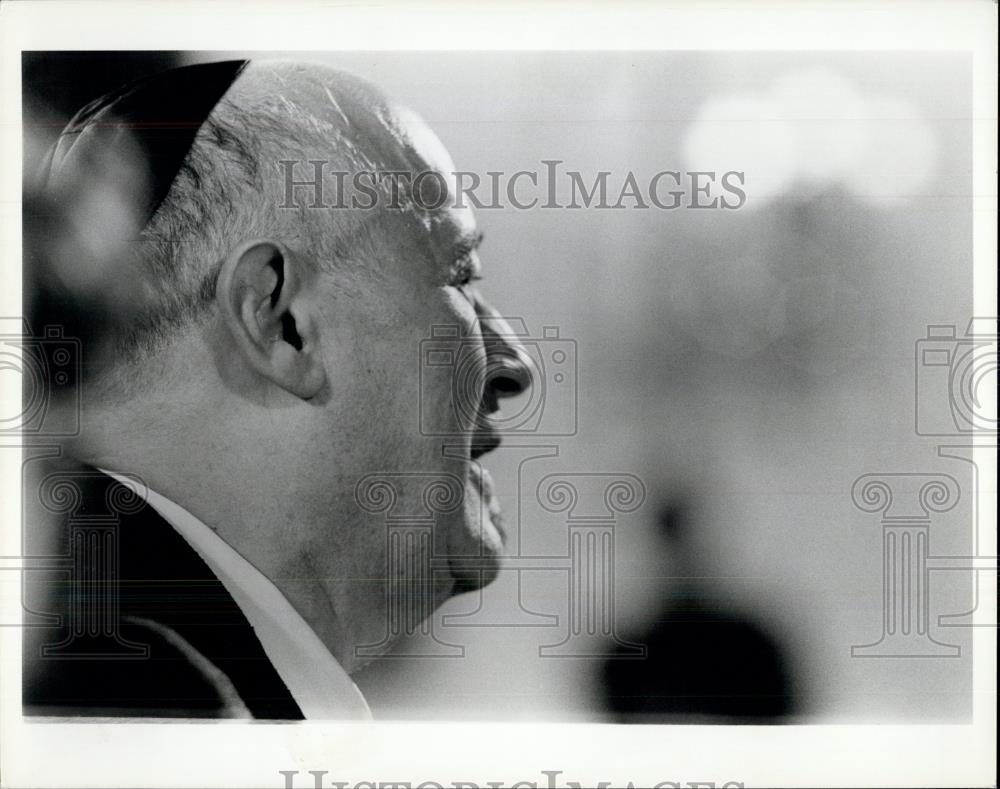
[44,60,430,398]
[124,63,393,364]
[37,59,532,666]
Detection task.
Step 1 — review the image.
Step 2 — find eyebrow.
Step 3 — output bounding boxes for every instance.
[452,230,484,258]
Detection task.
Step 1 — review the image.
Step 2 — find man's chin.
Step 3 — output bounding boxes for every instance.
[446,473,506,592]
[447,551,502,592]
[447,554,503,593]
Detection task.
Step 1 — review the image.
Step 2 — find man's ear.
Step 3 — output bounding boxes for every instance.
[216,239,327,399]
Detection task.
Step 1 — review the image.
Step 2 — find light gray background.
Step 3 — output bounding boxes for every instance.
[178,50,976,721]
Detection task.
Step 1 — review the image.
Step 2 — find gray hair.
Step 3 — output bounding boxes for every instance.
[114,92,379,369]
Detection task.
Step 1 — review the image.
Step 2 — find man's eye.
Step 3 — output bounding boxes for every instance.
[456,273,483,288]
[450,258,482,288]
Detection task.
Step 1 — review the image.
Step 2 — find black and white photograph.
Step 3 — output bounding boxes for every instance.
[0,2,996,788]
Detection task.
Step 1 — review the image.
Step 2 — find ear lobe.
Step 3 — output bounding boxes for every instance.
[216,239,327,399]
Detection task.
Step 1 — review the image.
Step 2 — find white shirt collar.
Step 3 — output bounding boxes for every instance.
[101,469,371,721]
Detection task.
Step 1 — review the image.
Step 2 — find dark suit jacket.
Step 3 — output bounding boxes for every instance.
[22,457,304,719]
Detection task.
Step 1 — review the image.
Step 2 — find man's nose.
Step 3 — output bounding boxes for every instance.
[478,310,534,401]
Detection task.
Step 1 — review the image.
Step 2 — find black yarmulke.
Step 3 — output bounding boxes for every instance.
[40,59,250,230]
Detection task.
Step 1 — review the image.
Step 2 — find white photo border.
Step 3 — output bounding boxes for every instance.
[1,2,996,787]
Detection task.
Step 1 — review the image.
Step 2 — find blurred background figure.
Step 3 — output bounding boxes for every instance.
[602,497,797,722]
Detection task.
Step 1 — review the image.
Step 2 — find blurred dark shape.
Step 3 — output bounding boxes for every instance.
[41,59,249,230]
[23,121,149,367]
[602,498,798,722]
[22,52,187,151]
[22,52,185,379]
[21,456,298,719]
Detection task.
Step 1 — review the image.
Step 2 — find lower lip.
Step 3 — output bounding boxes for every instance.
[469,463,494,497]
[468,464,501,524]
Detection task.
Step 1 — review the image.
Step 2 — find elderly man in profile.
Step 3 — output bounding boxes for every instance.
[23,60,531,719]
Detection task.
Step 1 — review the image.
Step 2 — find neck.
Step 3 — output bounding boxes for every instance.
[70,403,356,670]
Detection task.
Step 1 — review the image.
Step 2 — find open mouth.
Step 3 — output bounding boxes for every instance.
[446,458,505,591]
[468,422,503,528]
[445,424,506,590]
[469,431,501,460]
[467,461,503,533]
